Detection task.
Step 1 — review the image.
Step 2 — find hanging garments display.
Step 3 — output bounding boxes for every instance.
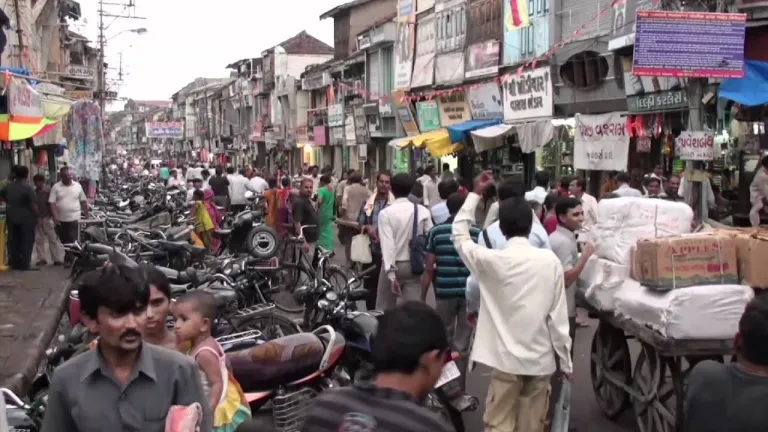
[67,100,103,181]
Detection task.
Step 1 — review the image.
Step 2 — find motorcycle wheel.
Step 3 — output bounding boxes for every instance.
[234,313,300,340]
[247,225,279,260]
[428,392,466,432]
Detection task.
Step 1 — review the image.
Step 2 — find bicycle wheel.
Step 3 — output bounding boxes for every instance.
[272,262,312,313]
[324,264,350,292]
[234,313,300,340]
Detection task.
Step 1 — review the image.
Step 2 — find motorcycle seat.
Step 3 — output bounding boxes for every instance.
[169,283,190,296]
[159,240,208,256]
[214,229,232,237]
[157,266,198,284]
[228,333,328,392]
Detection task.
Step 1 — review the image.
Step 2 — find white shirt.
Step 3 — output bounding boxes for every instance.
[679,177,716,208]
[549,225,580,317]
[750,168,768,205]
[247,176,269,195]
[483,201,499,229]
[422,177,440,207]
[378,197,433,281]
[453,193,572,376]
[167,177,184,189]
[186,167,203,182]
[466,212,551,313]
[186,187,202,204]
[140,169,149,176]
[577,192,599,227]
[49,181,86,222]
[525,186,548,204]
[614,183,644,197]
[431,201,450,225]
[227,174,249,205]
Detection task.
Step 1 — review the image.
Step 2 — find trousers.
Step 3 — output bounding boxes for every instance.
[375,261,435,311]
[33,218,64,264]
[8,221,37,270]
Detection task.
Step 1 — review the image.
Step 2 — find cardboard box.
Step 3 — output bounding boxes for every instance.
[632,233,739,290]
[699,227,768,288]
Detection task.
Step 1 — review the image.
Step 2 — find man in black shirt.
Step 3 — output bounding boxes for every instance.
[684,294,768,431]
[301,302,452,432]
[208,166,230,209]
[3,165,38,270]
[292,178,319,263]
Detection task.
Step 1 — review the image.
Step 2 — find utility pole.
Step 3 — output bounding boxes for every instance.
[96,0,145,120]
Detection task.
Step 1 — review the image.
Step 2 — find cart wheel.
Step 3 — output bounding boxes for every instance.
[589,322,632,419]
[631,345,680,432]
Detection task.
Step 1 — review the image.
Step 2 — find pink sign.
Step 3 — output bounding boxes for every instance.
[313,126,327,146]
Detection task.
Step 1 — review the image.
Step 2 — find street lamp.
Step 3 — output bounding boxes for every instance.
[98,28,147,117]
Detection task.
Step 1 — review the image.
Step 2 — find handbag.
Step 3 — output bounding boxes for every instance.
[350,231,373,264]
[409,203,427,275]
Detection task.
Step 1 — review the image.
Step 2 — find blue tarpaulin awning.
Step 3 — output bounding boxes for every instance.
[719,60,768,107]
[446,119,501,143]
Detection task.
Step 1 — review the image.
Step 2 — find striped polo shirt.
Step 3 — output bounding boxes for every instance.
[300,383,452,432]
[426,218,480,299]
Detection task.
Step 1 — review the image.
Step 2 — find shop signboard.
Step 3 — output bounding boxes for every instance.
[65,65,95,80]
[416,100,441,131]
[626,89,688,113]
[8,77,42,121]
[411,13,436,88]
[146,122,183,139]
[344,109,357,145]
[465,40,500,79]
[64,90,93,99]
[437,91,471,126]
[633,11,746,78]
[313,126,327,146]
[468,82,503,120]
[395,0,416,89]
[573,112,630,171]
[329,127,343,146]
[608,0,663,51]
[502,66,553,122]
[328,104,344,127]
[353,104,369,144]
[676,130,715,161]
[391,90,420,136]
[296,125,309,143]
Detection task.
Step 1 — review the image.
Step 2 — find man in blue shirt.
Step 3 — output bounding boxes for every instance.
[422,192,479,387]
[466,178,551,321]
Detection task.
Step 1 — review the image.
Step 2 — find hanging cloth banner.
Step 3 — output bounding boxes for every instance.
[573,112,630,171]
[505,0,530,31]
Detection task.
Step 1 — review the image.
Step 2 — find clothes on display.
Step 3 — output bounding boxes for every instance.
[66,101,103,181]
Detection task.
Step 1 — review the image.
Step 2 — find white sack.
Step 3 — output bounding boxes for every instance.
[614,284,754,340]
[592,197,693,266]
[578,256,637,311]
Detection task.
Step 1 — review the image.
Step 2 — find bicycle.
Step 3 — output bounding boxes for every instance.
[273,225,348,313]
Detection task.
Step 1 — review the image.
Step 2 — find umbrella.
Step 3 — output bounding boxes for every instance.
[0,114,57,141]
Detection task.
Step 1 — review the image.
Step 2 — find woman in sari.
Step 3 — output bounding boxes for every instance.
[191,189,222,253]
[263,176,279,231]
[317,174,335,252]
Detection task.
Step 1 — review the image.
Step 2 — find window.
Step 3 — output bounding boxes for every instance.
[381,47,394,95]
[469,0,501,44]
[437,5,467,54]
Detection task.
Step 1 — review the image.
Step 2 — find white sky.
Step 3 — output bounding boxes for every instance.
[73,0,342,106]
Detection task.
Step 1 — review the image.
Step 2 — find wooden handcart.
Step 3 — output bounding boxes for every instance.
[585,302,733,432]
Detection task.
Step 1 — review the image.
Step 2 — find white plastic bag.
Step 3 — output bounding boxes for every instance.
[350,233,372,264]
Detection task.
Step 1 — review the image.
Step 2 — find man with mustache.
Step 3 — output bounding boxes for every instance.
[40,265,211,432]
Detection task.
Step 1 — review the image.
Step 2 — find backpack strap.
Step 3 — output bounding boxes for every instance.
[482,229,491,248]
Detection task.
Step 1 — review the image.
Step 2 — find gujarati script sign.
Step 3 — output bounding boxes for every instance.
[675,130,715,161]
[573,112,630,171]
[502,66,553,122]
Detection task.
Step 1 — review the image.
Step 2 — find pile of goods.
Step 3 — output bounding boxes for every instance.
[578,197,757,340]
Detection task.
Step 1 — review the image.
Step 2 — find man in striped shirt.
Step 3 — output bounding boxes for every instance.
[422,192,480,387]
[300,302,453,432]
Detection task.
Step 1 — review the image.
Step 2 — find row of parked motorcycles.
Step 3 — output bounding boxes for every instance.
[2,173,478,432]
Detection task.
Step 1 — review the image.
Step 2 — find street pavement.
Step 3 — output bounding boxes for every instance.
[0,267,70,395]
[326,237,638,431]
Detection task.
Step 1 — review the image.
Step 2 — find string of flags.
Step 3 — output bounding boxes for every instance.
[331,0,620,105]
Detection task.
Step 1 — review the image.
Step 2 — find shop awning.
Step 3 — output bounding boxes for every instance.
[446,119,501,143]
[42,95,72,119]
[719,60,768,107]
[470,124,516,152]
[409,129,451,149]
[0,115,58,141]
[388,137,410,148]
[470,119,555,154]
